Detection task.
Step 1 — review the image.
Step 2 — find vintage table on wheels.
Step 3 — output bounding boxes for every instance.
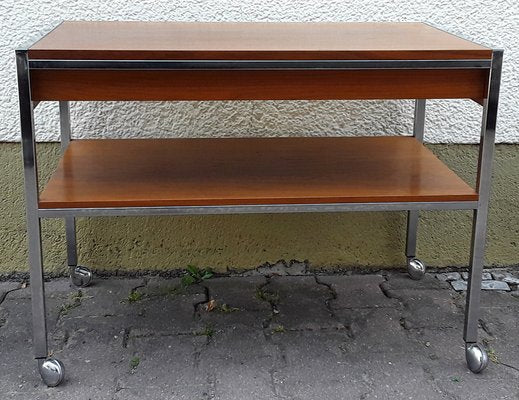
[16,21,502,386]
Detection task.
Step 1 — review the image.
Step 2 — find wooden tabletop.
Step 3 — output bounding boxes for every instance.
[39,137,477,209]
[28,21,491,60]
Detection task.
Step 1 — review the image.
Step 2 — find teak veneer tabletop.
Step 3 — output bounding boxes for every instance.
[39,137,478,209]
[28,21,491,60]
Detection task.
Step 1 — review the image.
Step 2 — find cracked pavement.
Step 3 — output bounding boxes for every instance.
[1,268,519,399]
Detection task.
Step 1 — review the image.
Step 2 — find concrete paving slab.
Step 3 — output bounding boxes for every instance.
[198,276,270,331]
[66,278,207,335]
[421,358,519,400]
[114,334,210,399]
[273,330,443,400]
[317,274,399,309]
[0,281,23,303]
[265,276,343,331]
[455,290,519,309]
[334,307,423,355]
[199,328,276,400]
[1,273,519,399]
[385,288,462,330]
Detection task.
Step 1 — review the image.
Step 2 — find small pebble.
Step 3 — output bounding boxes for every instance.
[481,280,510,291]
[492,272,519,285]
[451,280,468,291]
[482,272,492,280]
[451,280,511,291]
[460,272,492,281]
[436,272,461,282]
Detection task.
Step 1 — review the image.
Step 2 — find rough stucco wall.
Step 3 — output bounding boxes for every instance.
[0,143,517,275]
[1,0,518,143]
[1,2,518,275]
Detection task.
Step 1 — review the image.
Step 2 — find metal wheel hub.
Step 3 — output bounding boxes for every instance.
[70,265,93,287]
[38,358,65,387]
[466,343,489,373]
[407,257,426,280]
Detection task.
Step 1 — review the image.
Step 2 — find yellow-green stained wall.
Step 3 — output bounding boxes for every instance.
[0,143,517,276]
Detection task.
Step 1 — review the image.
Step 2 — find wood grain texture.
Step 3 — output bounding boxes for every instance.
[39,137,478,209]
[28,21,492,60]
[30,69,488,101]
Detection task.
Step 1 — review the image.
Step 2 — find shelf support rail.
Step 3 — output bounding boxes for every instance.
[463,49,503,345]
[37,201,478,218]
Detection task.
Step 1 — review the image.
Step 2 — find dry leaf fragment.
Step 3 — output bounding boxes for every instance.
[206,299,217,312]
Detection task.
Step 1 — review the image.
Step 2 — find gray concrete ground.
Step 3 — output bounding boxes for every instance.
[1,269,519,399]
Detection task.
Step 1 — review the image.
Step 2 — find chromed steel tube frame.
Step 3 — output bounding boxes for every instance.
[16,49,48,360]
[463,49,503,345]
[18,43,502,366]
[59,101,78,268]
[38,201,478,218]
[28,58,491,70]
[406,99,426,259]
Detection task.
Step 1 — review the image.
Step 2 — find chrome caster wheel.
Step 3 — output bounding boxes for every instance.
[407,257,426,280]
[465,343,489,373]
[38,358,65,387]
[70,265,93,287]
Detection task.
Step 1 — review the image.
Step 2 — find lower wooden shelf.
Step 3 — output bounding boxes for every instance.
[39,136,478,209]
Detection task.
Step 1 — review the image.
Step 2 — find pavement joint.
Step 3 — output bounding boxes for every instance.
[420,365,458,400]
[263,333,290,400]
[478,318,494,337]
[378,278,398,302]
[495,360,519,374]
[257,277,291,400]
[0,281,26,305]
[314,275,355,337]
[121,327,131,349]
[204,372,217,399]
[255,276,278,329]
[193,334,210,370]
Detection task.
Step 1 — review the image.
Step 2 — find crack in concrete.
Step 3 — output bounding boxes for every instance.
[0,281,26,305]
[264,335,292,400]
[193,334,210,369]
[379,279,415,334]
[131,278,148,294]
[496,360,519,373]
[421,365,461,400]
[203,372,217,399]
[314,275,354,338]
[253,277,293,399]
[256,276,277,329]
[478,318,494,337]
[121,327,131,349]
[193,284,210,317]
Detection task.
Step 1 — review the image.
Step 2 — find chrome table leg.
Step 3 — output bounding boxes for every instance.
[463,49,503,373]
[59,101,92,287]
[406,99,426,280]
[17,49,65,387]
